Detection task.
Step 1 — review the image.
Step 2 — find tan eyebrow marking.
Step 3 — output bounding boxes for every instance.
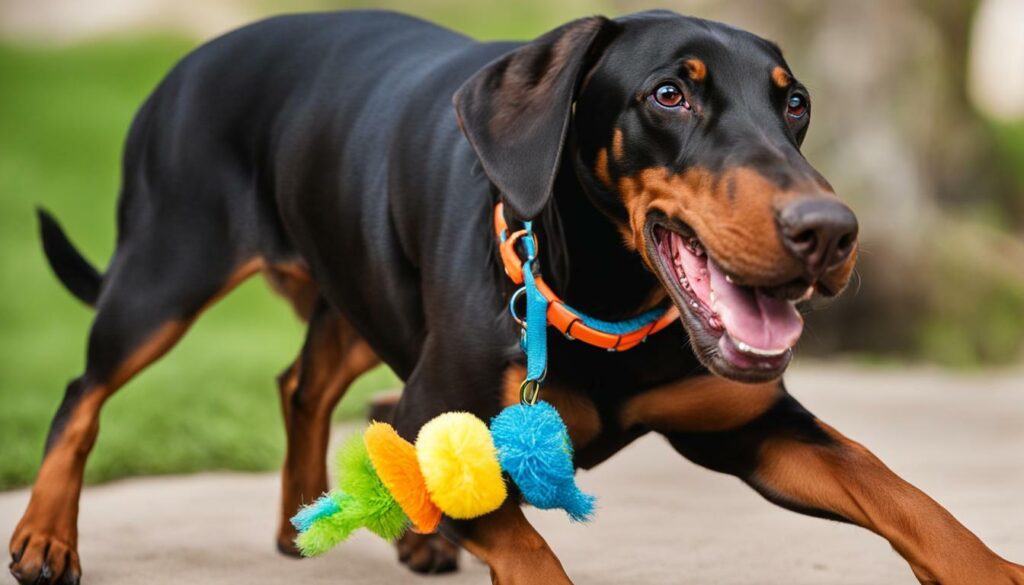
[612,128,624,162]
[685,58,707,82]
[595,148,612,187]
[772,66,792,88]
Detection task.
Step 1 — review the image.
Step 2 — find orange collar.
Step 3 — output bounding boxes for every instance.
[494,203,678,352]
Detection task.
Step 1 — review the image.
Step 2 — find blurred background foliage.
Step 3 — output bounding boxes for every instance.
[0,0,1021,488]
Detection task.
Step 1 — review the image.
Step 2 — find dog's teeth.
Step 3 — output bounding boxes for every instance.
[725,274,735,284]
[735,340,788,357]
[686,237,705,256]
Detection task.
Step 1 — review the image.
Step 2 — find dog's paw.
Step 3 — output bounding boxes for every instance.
[395,530,459,575]
[275,525,303,558]
[9,527,81,585]
[276,537,303,558]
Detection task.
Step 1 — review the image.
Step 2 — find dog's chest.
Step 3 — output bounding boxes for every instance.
[501,363,659,470]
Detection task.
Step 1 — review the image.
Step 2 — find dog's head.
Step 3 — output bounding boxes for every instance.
[455,11,858,382]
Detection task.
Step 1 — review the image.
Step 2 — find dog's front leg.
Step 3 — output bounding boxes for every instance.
[622,376,1024,584]
[389,351,572,583]
[454,498,573,585]
[745,417,1024,584]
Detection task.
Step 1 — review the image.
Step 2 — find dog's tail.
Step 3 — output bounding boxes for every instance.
[37,208,102,307]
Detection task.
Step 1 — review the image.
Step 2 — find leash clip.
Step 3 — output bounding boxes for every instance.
[519,379,541,406]
[499,230,538,285]
[508,286,528,330]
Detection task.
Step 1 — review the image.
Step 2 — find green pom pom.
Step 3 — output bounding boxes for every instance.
[295,492,361,556]
[334,434,409,541]
[294,434,410,557]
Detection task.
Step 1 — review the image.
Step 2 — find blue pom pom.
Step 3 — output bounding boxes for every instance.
[290,493,342,533]
[490,401,596,522]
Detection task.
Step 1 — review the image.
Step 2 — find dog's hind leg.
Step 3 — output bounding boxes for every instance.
[274,298,379,556]
[9,229,263,585]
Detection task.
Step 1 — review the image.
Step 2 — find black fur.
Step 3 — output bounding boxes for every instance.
[37,209,101,306]
[33,4,825,530]
[16,10,876,584]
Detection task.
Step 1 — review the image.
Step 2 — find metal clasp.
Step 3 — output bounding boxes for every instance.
[508,286,527,329]
[519,379,541,405]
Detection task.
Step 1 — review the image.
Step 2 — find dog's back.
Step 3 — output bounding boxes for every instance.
[42,11,515,375]
[121,10,490,266]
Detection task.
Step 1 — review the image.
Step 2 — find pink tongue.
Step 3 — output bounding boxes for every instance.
[707,260,803,350]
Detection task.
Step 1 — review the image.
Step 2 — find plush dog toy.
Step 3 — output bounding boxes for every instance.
[291,401,595,556]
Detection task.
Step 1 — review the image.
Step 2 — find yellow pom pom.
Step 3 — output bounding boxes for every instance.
[365,422,443,534]
[415,412,507,519]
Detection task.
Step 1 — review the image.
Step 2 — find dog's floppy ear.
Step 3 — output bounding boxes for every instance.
[454,17,617,220]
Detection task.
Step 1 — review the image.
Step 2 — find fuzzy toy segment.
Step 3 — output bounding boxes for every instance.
[335,434,410,540]
[290,434,409,556]
[294,492,359,556]
[365,422,443,533]
[416,412,507,519]
[290,405,596,559]
[490,401,596,521]
[290,492,342,534]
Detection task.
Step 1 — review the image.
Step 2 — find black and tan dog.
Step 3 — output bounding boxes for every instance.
[10,10,1023,584]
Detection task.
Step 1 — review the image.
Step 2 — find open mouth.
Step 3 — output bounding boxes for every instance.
[647,219,805,381]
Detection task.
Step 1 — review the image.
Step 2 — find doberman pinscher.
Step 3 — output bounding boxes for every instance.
[10,10,1023,584]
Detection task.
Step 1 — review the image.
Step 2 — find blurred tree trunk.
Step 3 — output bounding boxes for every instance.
[920,0,1023,228]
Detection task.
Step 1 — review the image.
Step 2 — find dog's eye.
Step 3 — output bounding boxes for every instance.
[787,94,808,119]
[653,84,690,109]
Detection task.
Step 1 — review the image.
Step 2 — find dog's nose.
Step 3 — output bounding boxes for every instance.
[778,198,858,276]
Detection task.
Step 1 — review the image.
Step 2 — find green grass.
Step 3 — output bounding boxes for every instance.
[915,219,1024,367]
[0,38,398,489]
[0,6,580,490]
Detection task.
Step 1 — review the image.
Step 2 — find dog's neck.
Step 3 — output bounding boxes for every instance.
[539,161,663,320]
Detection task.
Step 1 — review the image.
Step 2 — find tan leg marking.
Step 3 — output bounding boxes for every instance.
[263,260,318,321]
[757,422,1024,584]
[462,499,572,585]
[112,257,265,388]
[11,257,264,584]
[276,309,380,555]
[9,391,104,583]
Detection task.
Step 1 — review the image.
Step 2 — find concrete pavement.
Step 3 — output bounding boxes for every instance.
[2,365,1023,584]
